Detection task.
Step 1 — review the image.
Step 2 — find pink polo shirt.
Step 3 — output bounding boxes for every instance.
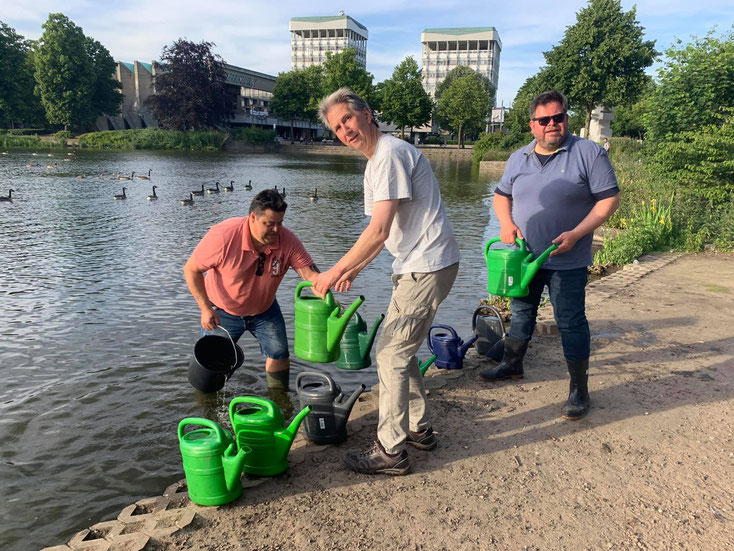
[191,217,313,316]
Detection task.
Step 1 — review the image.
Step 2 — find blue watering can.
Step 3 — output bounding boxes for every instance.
[427,324,478,369]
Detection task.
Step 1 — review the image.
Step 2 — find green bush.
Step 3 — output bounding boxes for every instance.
[55,130,72,141]
[77,128,227,150]
[422,135,446,145]
[472,131,529,163]
[481,150,511,162]
[0,134,42,148]
[233,127,276,145]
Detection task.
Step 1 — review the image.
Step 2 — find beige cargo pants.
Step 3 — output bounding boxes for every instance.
[376,262,459,454]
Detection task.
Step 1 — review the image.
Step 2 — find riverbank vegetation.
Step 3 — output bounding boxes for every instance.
[77,128,227,150]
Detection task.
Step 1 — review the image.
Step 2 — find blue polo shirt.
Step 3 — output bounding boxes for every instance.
[495,133,619,270]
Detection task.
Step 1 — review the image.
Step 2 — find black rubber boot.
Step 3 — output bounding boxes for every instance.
[562,359,590,420]
[478,337,528,381]
[266,369,290,390]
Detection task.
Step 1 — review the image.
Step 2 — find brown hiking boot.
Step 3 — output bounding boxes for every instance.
[343,441,411,476]
[406,427,438,451]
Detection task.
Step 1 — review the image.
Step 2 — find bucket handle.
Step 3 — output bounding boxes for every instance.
[296,371,336,394]
[208,325,238,375]
[471,305,506,337]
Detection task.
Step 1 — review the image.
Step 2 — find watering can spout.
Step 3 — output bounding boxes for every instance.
[327,295,365,352]
[222,443,248,492]
[338,384,366,417]
[275,405,312,453]
[359,313,385,360]
[520,243,559,290]
[459,336,479,358]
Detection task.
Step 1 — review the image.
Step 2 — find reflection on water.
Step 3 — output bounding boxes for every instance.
[0,148,500,550]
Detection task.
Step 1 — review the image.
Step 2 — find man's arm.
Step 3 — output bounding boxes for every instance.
[313,199,397,296]
[493,193,524,244]
[551,194,620,256]
[294,263,320,282]
[184,257,219,330]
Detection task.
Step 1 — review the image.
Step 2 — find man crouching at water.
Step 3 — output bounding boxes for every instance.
[184,189,319,390]
[314,87,460,475]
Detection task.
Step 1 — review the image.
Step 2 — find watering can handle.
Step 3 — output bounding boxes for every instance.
[178,417,224,445]
[483,237,527,260]
[296,280,333,302]
[471,305,505,333]
[228,396,276,425]
[426,324,459,353]
[295,371,336,394]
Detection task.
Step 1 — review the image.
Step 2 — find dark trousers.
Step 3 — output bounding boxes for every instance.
[507,267,590,362]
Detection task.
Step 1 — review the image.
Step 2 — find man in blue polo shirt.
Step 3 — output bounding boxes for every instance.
[479,90,620,420]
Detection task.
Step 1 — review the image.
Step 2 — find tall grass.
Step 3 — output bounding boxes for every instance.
[0,134,42,148]
[77,128,227,150]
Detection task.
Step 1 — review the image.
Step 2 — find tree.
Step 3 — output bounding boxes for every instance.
[434,66,495,139]
[611,76,654,139]
[34,13,95,130]
[543,0,657,136]
[644,27,734,141]
[0,22,43,128]
[321,47,377,108]
[270,69,317,140]
[145,39,232,130]
[435,71,492,148]
[503,71,551,139]
[378,56,432,138]
[85,36,122,119]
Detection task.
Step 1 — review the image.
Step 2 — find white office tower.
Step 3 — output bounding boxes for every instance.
[290,13,368,70]
[421,27,502,97]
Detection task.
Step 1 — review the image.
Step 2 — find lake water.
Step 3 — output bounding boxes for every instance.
[0,148,500,550]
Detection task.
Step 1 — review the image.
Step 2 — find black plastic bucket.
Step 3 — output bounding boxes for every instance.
[188,334,244,393]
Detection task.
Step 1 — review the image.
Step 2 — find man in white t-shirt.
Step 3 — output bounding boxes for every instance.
[314,87,460,476]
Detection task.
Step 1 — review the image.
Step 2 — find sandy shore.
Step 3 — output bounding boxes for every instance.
[49,252,734,550]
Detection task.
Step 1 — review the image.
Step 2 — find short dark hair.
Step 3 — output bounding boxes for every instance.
[530,90,569,118]
[249,189,287,215]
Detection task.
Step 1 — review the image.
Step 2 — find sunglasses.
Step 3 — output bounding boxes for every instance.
[255,252,266,276]
[531,112,567,126]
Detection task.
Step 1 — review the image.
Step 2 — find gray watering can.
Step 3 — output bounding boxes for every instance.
[296,371,365,445]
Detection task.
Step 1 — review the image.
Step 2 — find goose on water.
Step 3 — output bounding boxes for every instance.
[223,180,234,192]
[118,171,135,181]
[191,184,205,196]
[244,180,252,191]
[147,185,158,201]
[0,189,15,202]
[180,192,194,206]
[113,187,127,200]
[46,162,57,169]
[137,169,152,180]
[309,189,318,202]
[206,182,220,194]
[281,187,286,198]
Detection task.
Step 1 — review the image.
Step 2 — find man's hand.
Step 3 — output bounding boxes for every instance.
[500,223,524,244]
[551,230,580,256]
[200,308,220,331]
[313,267,343,298]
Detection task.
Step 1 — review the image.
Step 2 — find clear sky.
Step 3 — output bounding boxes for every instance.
[2,0,732,107]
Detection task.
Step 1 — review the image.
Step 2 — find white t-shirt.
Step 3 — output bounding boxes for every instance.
[364,134,460,274]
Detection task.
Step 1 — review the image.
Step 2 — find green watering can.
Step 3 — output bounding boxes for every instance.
[335,312,385,370]
[419,355,438,376]
[229,396,312,476]
[294,281,365,363]
[178,418,250,506]
[484,238,558,297]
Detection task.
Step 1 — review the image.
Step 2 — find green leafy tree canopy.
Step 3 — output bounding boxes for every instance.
[435,69,493,148]
[145,39,233,130]
[271,69,318,139]
[543,0,657,135]
[0,22,45,127]
[435,65,495,140]
[321,47,377,108]
[378,56,432,138]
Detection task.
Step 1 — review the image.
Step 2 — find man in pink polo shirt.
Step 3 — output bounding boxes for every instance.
[184,189,318,390]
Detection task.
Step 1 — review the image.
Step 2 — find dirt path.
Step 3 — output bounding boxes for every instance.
[53,253,734,550]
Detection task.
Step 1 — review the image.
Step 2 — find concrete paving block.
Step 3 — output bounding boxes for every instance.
[68,520,119,548]
[117,496,167,524]
[163,479,188,500]
[290,448,307,464]
[67,538,112,551]
[106,533,149,551]
[145,509,196,537]
[40,546,72,551]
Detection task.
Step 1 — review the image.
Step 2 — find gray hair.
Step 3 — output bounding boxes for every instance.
[529,90,568,118]
[318,87,378,130]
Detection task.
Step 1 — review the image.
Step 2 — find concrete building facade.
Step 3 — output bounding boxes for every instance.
[420,27,502,98]
[290,14,368,70]
[98,61,322,139]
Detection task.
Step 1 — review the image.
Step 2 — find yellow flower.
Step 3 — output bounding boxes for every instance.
[659,217,665,224]
[651,204,656,212]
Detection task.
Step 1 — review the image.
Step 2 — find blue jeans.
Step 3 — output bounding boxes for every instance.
[507,267,590,362]
[203,299,289,360]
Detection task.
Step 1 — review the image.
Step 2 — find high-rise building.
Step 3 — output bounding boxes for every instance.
[290,13,368,70]
[421,27,502,97]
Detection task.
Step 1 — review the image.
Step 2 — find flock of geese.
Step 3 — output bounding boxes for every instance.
[2,152,322,204]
